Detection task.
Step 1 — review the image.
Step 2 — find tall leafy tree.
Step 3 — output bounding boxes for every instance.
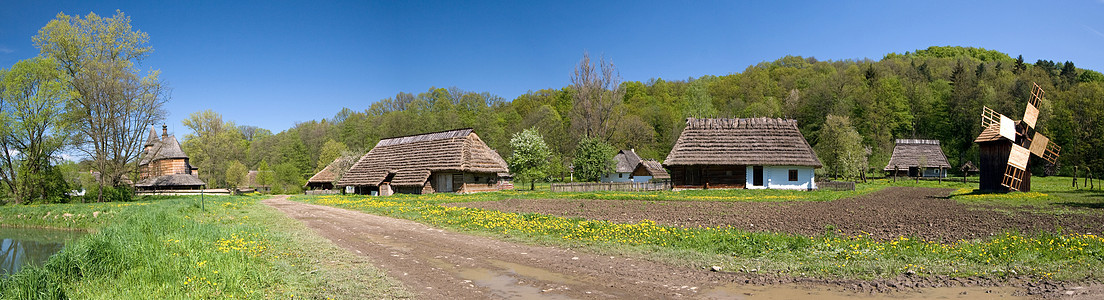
[181,110,246,188]
[814,115,867,179]
[572,137,615,182]
[33,11,168,200]
[508,128,552,190]
[0,57,71,204]
[316,139,348,172]
[570,52,625,141]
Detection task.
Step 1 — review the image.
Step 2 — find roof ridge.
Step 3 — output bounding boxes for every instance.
[685,117,797,129]
[376,128,474,147]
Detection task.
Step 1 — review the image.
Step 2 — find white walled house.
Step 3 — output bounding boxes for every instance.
[600,149,642,183]
[744,166,816,190]
[664,118,822,190]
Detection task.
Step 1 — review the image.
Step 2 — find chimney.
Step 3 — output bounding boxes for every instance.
[161,124,167,139]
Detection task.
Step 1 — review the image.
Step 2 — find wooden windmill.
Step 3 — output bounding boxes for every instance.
[974,82,1061,192]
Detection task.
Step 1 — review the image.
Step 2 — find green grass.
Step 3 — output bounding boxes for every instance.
[294,182,1104,282]
[0,196,410,299]
[948,176,1104,212]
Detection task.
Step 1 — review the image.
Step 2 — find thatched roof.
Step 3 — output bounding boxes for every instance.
[613,149,642,173]
[663,118,822,168]
[883,139,951,171]
[635,159,670,179]
[338,128,509,187]
[306,156,351,185]
[961,161,980,172]
[139,126,189,166]
[135,174,204,188]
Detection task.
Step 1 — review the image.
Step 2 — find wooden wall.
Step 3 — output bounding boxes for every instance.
[978,140,1031,192]
[669,165,746,188]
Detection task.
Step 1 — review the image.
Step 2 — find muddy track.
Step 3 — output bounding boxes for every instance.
[263,196,1099,299]
[453,187,1104,242]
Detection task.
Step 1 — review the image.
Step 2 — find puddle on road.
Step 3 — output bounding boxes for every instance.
[486,259,585,286]
[699,282,1028,300]
[454,266,574,299]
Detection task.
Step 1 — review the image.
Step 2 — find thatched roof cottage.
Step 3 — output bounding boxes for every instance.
[883,139,951,177]
[136,125,205,190]
[305,156,351,190]
[663,118,821,190]
[633,159,670,181]
[600,149,669,182]
[600,149,642,182]
[337,128,512,195]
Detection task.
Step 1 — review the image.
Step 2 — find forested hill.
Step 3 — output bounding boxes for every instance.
[182,46,1104,191]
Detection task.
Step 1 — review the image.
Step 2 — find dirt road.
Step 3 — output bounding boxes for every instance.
[261,196,1093,299]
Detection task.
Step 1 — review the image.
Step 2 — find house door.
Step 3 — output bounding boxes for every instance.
[436,173,454,192]
[753,166,764,186]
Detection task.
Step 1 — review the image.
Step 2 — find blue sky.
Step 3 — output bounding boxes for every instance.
[2,0,1103,135]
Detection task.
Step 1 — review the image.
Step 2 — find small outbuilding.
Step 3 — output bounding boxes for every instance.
[663,118,821,190]
[883,139,951,178]
[305,157,352,190]
[632,159,670,182]
[337,128,512,195]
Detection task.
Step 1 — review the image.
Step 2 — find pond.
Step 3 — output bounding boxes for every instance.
[0,227,86,277]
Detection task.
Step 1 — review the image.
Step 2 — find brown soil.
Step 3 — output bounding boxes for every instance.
[451,187,1104,242]
[265,195,1099,299]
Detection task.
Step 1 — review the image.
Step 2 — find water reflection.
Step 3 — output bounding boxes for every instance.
[0,227,85,277]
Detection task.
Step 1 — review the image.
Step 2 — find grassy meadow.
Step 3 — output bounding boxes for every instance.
[295,176,1104,281]
[0,196,409,299]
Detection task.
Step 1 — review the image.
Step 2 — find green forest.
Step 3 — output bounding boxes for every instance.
[3,12,1104,203]
[177,46,1104,192]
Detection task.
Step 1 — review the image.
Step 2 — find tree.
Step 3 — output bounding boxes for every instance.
[572,138,615,182]
[814,115,867,179]
[225,160,247,190]
[0,57,71,204]
[181,110,246,188]
[34,11,168,201]
[570,52,625,141]
[508,128,552,190]
[255,160,273,192]
[316,139,348,172]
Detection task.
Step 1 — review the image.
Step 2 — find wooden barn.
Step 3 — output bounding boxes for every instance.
[337,128,512,195]
[883,139,951,177]
[974,122,1030,191]
[632,159,670,181]
[663,118,821,190]
[305,157,351,190]
[136,125,205,191]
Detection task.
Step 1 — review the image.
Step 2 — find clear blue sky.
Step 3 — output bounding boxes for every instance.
[2,0,1103,135]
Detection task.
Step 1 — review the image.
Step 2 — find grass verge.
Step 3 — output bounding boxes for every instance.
[294,192,1104,281]
[0,196,409,299]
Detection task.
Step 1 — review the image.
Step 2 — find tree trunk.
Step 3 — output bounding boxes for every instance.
[530,180,536,191]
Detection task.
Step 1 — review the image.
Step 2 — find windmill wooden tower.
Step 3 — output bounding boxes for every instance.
[973,82,1061,192]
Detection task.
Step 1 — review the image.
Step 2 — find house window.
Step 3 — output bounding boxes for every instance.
[619,173,623,178]
[788,169,798,181]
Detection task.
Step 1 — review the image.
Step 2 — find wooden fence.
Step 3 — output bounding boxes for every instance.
[816,181,856,191]
[550,181,672,193]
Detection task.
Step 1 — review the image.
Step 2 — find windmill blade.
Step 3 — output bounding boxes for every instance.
[1001,144,1032,191]
[1001,165,1028,191]
[1023,101,1039,129]
[981,106,1017,141]
[1029,132,1062,164]
[982,106,1001,128]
